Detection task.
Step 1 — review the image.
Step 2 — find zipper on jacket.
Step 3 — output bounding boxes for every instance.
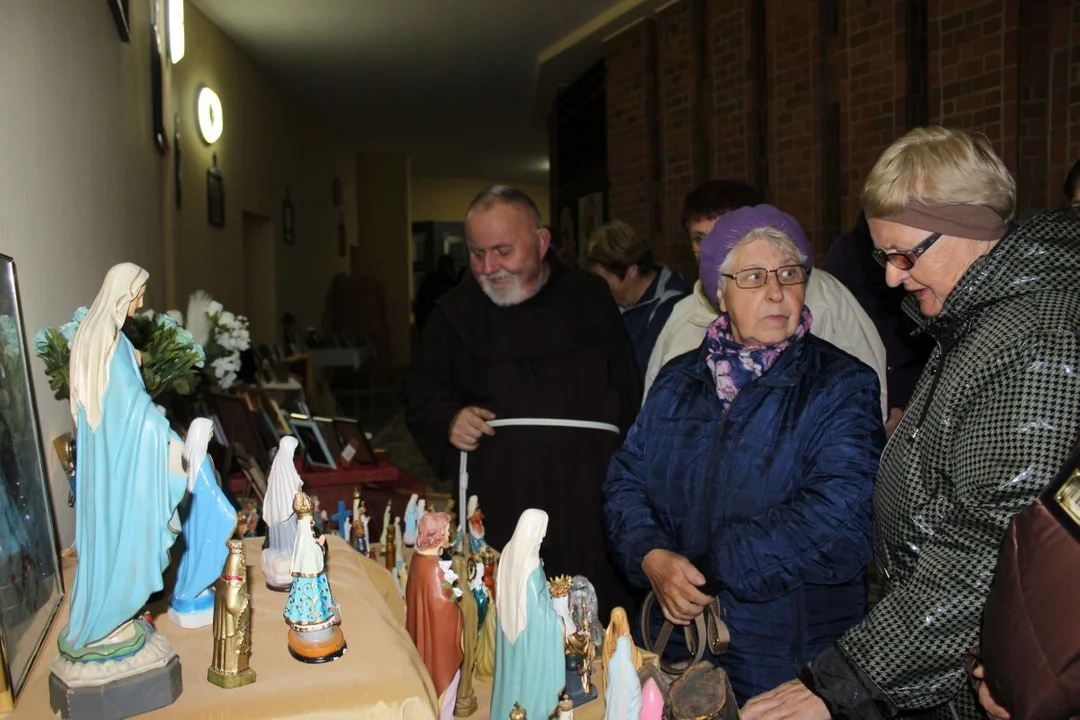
[794,587,805,666]
[906,339,946,444]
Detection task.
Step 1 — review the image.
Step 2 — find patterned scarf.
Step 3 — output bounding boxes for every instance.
[705,307,813,409]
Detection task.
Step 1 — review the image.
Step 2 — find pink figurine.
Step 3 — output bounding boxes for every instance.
[640,678,663,720]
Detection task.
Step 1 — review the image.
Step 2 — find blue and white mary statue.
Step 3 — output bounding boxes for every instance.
[57,263,223,664]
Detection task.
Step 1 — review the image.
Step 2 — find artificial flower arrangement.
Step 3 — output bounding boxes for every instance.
[182,291,251,390]
[34,307,205,401]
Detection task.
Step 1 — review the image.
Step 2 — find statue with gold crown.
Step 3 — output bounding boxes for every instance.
[207,539,256,688]
[283,490,347,663]
[48,263,222,718]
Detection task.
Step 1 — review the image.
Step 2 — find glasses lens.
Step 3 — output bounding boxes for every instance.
[735,269,767,289]
[886,254,914,271]
[777,266,807,285]
[871,249,889,268]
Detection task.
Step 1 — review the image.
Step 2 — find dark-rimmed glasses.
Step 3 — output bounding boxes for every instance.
[720,265,808,290]
[872,231,943,270]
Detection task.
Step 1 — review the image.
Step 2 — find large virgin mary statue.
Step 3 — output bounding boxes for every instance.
[59,263,189,657]
[490,509,564,720]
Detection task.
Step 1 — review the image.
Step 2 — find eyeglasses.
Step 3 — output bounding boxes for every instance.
[720,265,808,290]
[872,231,943,270]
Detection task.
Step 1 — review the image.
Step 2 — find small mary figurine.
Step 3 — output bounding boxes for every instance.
[490,509,564,720]
[283,490,347,663]
[467,494,487,555]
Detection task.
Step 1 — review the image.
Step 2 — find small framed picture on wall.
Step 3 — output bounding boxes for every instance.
[207,156,225,228]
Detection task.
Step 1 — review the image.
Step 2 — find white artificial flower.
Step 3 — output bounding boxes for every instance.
[219,311,236,326]
[206,300,224,317]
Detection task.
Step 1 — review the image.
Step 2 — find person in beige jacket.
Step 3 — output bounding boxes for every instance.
[644,181,888,424]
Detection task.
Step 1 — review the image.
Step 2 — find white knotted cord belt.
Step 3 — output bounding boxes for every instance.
[457,418,620,541]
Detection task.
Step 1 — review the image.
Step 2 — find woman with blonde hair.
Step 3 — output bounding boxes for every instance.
[743,128,1080,719]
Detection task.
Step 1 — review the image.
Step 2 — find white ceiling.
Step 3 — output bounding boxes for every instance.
[189,0,665,184]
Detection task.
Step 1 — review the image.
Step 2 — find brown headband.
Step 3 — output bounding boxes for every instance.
[885,202,1007,241]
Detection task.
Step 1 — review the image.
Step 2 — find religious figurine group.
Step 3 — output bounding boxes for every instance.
[48,264,349,719]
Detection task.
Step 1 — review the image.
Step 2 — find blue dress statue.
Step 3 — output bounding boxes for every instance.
[169,418,238,628]
[402,493,419,547]
[59,264,188,659]
[604,635,643,720]
[491,509,564,720]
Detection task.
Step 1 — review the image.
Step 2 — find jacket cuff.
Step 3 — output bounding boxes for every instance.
[629,536,677,587]
[799,645,896,720]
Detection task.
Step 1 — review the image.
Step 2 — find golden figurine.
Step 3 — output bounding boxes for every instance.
[452,554,479,717]
[509,703,526,720]
[385,521,397,572]
[207,540,256,688]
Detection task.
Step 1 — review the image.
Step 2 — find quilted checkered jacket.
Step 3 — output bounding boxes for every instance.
[800,208,1080,719]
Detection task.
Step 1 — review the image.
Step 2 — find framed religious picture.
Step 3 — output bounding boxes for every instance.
[149,16,168,156]
[0,254,64,707]
[313,417,345,466]
[107,0,131,42]
[210,394,270,470]
[282,189,295,245]
[578,191,604,247]
[333,417,377,466]
[173,113,182,209]
[207,156,225,228]
[289,415,336,470]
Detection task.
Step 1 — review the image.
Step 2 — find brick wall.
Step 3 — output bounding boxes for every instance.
[656,1,701,278]
[603,0,1080,259]
[605,21,658,247]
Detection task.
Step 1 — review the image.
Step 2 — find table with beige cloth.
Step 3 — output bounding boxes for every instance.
[10,535,609,719]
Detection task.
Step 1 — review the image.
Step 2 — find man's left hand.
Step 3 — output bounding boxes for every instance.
[741,680,829,720]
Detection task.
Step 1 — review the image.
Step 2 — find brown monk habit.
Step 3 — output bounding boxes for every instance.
[406,553,464,697]
[404,255,641,622]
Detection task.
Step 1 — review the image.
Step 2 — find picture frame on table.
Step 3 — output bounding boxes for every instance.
[0,254,65,708]
[289,415,336,470]
[235,454,267,503]
[313,417,344,466]
[210,394,270,471]
[333,417,378,466]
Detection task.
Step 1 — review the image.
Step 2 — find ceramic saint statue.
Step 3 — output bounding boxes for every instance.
[262,436,304,590]
[452,553,479,717]
[50,264,200,714]
[565,599,597,705]
[385,522,397,573]
[169,417,238,629]
[549,575,576,639]
[640,678,664,720]
[570,576,604,651]
[467,495,487,555]
[478,545,498,603]
[491,509,564,720]
[207,540,256,688]
[402,493,420,547]
[405,512,463,720]
[379,500,392,550]
[469,558,490,632]
[351,490,368,555]
[393,515,406,568]
[601,607,641,700]
[604,635,642,720]
[283,491,347,663]
[312,495,323,532]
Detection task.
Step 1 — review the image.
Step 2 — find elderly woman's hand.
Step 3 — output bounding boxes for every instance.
[641,549,713,625]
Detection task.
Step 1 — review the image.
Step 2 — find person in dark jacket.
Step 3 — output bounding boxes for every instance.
[822,212,934,434]
[580,220,691,381]
[743,129,1080,720]
[603,204,883,703]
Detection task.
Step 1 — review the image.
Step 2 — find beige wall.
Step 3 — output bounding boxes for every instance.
[355,154,412,366]
[410,176,550,225]
[170,4,358,342]
[0,1,168,546]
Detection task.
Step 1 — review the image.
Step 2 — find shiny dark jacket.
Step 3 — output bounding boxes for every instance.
[604,332,883,701]
[802,209,1080,719]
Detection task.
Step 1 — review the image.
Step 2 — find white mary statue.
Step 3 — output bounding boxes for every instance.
[262,436,303,590]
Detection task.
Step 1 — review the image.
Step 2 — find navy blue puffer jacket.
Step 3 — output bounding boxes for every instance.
[603,332,883,701]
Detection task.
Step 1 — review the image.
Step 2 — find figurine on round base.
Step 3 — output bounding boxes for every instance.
[49,619,183,720]
[284,491,347,664]
[263,437,304,592]
[286,625,348,664]
[168,587,215,629]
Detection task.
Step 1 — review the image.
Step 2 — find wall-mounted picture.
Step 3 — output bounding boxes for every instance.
[107,0,131,42]
[282,190,295,245]
[289,415,335,470]
[333,417,377,466]
[207,158,225,228]
[578,191,604,247]
[150,20,167,156]
[0,254,64,706]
